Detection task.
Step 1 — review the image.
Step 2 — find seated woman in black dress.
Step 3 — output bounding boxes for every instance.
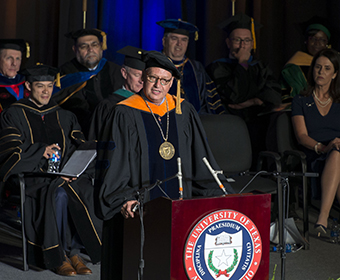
[291,48,340,235]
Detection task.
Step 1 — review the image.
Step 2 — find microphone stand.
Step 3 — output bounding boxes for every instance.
[134,172,180,280]
[241,170,318,280]
[134,156,228,279]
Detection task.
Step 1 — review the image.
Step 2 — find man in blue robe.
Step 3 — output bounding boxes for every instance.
[157,19,225,115]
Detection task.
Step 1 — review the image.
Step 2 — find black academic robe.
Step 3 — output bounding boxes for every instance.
[95,93,234,279]
[168,57,225,115]
[0,99,102,269]
[206,57,282,121]
[206,57,282,169]
[87,88,134,141]
[52,58,124,138]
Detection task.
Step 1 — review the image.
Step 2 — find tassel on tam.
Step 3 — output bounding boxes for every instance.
[176,79,182,114]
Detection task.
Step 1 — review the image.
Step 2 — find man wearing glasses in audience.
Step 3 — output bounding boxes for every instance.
[52,29,124,138]
[206,13,281,168]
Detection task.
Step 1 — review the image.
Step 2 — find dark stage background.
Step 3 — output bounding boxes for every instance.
[1,0,340,78]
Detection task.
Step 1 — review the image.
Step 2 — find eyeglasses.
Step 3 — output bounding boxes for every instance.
[77,42,101,50]
[146,75,172,86]
[230,38,253,45]
[309,36,328,46]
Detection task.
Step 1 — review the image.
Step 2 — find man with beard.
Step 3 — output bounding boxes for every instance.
[52,29,124,138]
[0,39,30,113]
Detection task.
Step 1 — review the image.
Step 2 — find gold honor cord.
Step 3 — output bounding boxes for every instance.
[231,0,236,16]
[83,0,87,29]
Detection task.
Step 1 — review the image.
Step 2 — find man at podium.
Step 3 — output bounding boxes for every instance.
[95,51,235,280]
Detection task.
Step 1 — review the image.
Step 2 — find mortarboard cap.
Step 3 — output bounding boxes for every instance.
[0,39,30,58]
[117,46,145,71]
[300,16,332,41]
[218,13,262,34]
[218,13,262,52]
[143,51,182,114]
[65,29,107,50]
[157,19,199,41]
[142,51,181,79]
[19,64,59,85]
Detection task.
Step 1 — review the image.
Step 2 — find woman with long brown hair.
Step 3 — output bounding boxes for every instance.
[292,48,340,235]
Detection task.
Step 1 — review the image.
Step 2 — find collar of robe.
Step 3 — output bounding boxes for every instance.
[118,93,183,117]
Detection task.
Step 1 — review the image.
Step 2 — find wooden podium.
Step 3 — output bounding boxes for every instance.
[123,194,271,280]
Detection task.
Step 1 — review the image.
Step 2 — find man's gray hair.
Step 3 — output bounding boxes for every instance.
[122,64,131,73]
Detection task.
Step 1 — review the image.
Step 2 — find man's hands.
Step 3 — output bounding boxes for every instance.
[43,143,60,159]
[232,47,251,65]
[121,200,140,219]
[61,176,77,183]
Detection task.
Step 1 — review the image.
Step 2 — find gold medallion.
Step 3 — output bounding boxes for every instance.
[159,141,175,160]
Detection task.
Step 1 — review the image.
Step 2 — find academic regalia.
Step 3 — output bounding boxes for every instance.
[96,93,234,279]
[157,19,225,115]
[97,93,234,218]
[88,88,133,141]
[0,74,29,113]
[280,16,332,102]
[207,57,282,169]
[206,13,281,119]
[88,45,146,141]
[280,51,313,102]
[206,57,282,121]
[0,39,30,112]
[52,57,124,138]
[0,98,102,269]
[169,57,225,114]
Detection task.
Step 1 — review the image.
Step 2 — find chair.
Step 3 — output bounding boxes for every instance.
[199,114,281,195]
[0,174,28,271]
[274,111,309,249]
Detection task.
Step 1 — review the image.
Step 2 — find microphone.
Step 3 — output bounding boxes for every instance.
[177,157,183,199]
[202,157,228,195]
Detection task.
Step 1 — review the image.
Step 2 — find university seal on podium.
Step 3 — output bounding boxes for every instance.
[183,210,262,280]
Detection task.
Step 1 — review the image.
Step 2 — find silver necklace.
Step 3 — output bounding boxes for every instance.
[144,98,175,160]
[313,90,332,107]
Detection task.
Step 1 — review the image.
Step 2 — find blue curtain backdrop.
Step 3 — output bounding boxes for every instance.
[99,0,182,65]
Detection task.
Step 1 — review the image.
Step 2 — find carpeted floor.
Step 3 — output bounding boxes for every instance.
[269,204,340,280]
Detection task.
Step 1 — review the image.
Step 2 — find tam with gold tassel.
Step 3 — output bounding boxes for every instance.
[55,72,61,88]
[218,13,263,52]
[100,31,107,50]
[157,19,199,42]
[26,42,30,58]
[65,29,107,50]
